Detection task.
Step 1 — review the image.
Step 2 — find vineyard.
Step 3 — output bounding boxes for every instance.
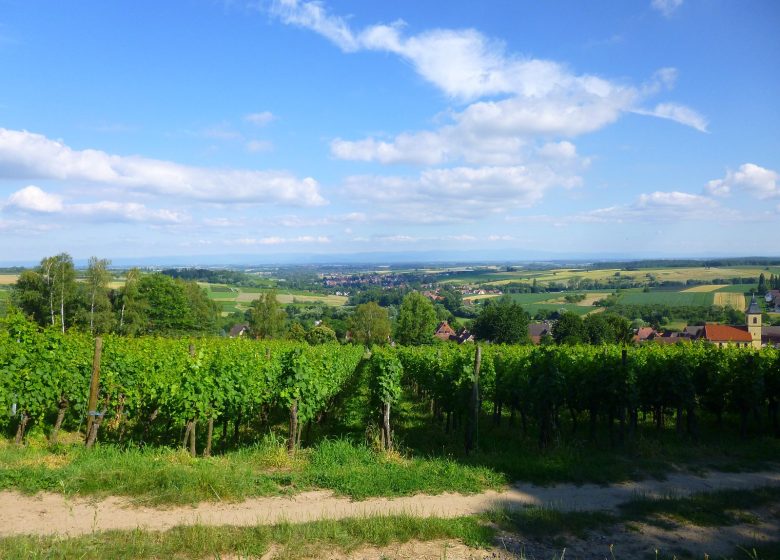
[1,311,779,457]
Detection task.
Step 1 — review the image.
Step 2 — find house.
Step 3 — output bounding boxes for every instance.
[434,321,475,344]
[700,323,754,348]
[685,295,763,348]
[455,329,475,344]
[228,323,250,338]
[762,326,780,348]
[765,290,780,312]
[633,326,659,342]
[434,321,457,341]
[528,321,553,344]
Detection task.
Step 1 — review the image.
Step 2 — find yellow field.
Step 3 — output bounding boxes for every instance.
[462,294,501,302]
[0,274,19,285]
[543,293,609,306]
[235,292,347,306]
[681,285,724,292]
[714,292,747,311]
[466,266,777,287]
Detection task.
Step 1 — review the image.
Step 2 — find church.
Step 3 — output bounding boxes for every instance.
[696,295,763,349]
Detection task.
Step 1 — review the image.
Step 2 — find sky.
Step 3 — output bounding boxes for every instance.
[0,0,778,264]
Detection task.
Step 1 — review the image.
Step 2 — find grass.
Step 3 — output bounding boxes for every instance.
[0,436,505,505]
[485,507,616,539]
[619,486,780,528]
[0,514,494,560]
[618,291,714,306]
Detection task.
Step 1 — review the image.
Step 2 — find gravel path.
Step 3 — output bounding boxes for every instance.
[1,469,778,537]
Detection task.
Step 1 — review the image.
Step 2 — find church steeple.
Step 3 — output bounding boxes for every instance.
[746,294,762,348]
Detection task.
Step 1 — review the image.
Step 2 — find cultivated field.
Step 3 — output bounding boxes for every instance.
[618,291,714,306]
[441,266,779,288]
[714,292,748,311]
[0,274,19,285]
[682,284,723,292]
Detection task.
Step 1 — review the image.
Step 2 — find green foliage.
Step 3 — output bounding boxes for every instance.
[349,302,391,346]
[306,324,337,345]
[552,311,585,344]
[369,346,402,406]
[395,292,437,345]
[248,290,286,339]
[134,274,217,335]
[471,295,529,344]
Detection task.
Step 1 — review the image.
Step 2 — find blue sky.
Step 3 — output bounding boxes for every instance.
[0,0,778,263]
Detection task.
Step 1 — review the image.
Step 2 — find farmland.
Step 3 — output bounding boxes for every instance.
[439,265,778,288]
[202,284,348,316]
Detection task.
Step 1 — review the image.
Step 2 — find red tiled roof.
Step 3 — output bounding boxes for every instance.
[702,323,752,342]
[434,321,457,340]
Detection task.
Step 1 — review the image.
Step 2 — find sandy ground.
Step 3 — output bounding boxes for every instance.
[1,469,779,538]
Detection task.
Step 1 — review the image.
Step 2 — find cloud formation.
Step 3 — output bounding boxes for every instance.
[705,163,779,199]
[651,0,683,17]
[270,0,706,178]
[3,185,186,224]
[0,128,325,206]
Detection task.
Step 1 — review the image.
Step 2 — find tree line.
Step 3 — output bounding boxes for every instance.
[12,253,218,336]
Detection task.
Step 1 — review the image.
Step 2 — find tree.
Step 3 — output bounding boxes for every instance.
[84,256,113,334]
[584,312,632,345]
[13,253,76,332]
[287,321,307,341]
[131,273,217,335]
[350,302,391,346]
[306,324,337,344]
[117,268,147,335]
[395,291,437,345]
[13,270,48,325]
[248,291,286,339]
[758,273,768,296]
[439,287,463,314]
[551,312,585,345]
[471,295,529,344]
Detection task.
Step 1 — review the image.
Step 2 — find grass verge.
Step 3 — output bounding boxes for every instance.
[0,436,505,505]
[619,486,780,528]
[0,515,494,560]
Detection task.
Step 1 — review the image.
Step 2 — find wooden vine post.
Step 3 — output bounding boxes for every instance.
[84,337,103,447]
[465,345,482,455]
[288,399,298,453]
[184,343,197,457]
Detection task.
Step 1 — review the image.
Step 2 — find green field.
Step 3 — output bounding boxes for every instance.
[522,303,595,316]
[714,284,758,293]
[618,291,714,306]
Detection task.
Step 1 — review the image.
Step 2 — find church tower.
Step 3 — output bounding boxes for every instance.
[746,294,762,348]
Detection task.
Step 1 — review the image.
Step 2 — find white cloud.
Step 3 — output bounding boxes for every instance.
[651,0,683,17]
[0,128,326,206]
[244,111,276,126]
[67,201,187,224]
[3,185,186,224]
[705,163,779,199]
[230,235,331,245]
[273,1,709,170]
[579,190,732,224]
[343,164,581,223]
[6,185,64,213]
[271,0,705,159]
[246,139,274,152]
[635,103,708,132]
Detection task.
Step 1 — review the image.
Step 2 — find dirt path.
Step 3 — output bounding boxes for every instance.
[1,469,779,537]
